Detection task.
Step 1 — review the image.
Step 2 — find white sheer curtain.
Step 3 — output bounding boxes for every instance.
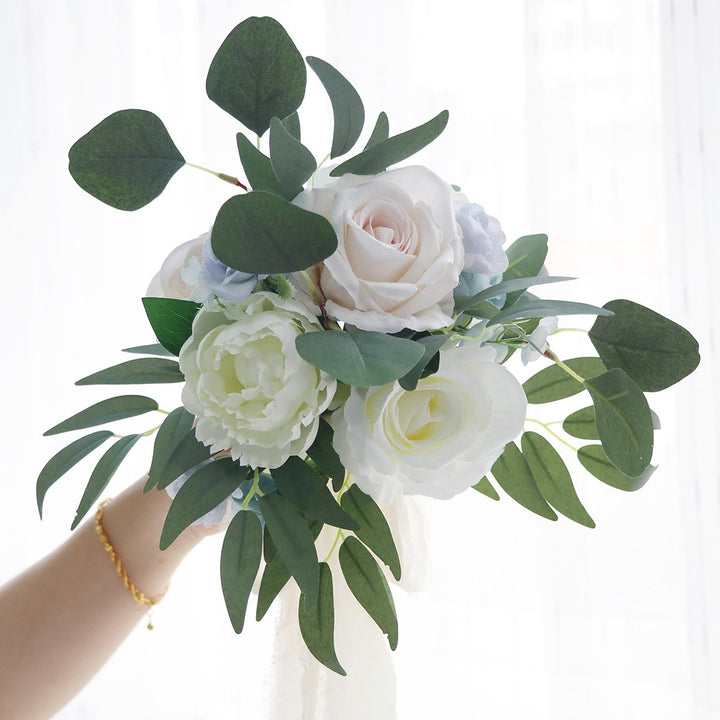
[1,1,717,718]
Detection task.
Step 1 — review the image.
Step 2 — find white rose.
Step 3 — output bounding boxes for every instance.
[179,292,337,469]
[146,234,206,299]
[292,166,464,332]
[332,345,527,502]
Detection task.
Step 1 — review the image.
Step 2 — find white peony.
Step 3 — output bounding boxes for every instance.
[179,292,337,469]
[332,345,527,502]
[146,235,205,299]
[292,166,464,333]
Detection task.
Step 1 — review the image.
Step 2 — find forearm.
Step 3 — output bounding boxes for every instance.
[0,478,203,720]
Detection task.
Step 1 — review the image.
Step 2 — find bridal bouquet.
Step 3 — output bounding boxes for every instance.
[38,17,700,674]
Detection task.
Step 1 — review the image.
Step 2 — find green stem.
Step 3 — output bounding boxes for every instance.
[545,347,586,384]
[311,153,331,188]
[185,162,248,190]
[322,528,346,563]
[525,418,578,452]
[550,327,588,335]
[242,468,264,510]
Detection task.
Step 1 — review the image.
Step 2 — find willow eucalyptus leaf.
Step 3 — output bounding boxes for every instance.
[145,407,195,492]
[206,17,306,135]
[236,133,288,198]
[43,395,159,436]
[75,358,184,385]
[563,406,599,440]
[398,334,448,391]
[221,510,263,633]
[37,431,114,517]
[306,418,345,491]
[68,109,185,211]
[306,55,365,158]
[142,297,201,356]
[364,112,390,149]
[331,110,449,176]
[121,343,174,357]
[502,234,548,306]
[589,299,700,391]
[269,117,316,193]
[488,299,613,327]
[523,357,606,404]
[154,428,213,491]
[472,477,500,501]
[454,276,574,315]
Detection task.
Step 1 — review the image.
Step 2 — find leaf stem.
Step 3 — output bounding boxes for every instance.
[185,162,248,191]
[322,528,346,563]
[525,417,578,452]
[544,347,586,384]
[242,468,264,510]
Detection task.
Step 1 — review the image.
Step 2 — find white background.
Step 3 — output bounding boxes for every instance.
[1,1,718,718]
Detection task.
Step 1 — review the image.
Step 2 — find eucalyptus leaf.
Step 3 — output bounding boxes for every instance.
[306,55,365,158]
[490,443,558,521]
[259,493,320,608]
[75,358,184,385]
[364,111,389,149]
[122,343,173,357]
[398,334,448,391]
[589,299,700,391]
[306,418,346,492]
[269,117,316,193]
[296,330,424,387]
[454,276,574,315]
[154,428,213,491]
[502,234,548,306]
[340,484,401,580]
[71,434,142,529]
[212,192,337,274]
[144,407,194,492]
[585,369,654,477]
[256,518,323,620]
[299,563,346,675]
[523,357,606,404]
[331,110,449,176]
[160,458,246,549]
[521,432,595,527]
[488,298,613,327]
[221,510,263,633]
[206,17,306,136]
[472,477,500,501]
[68,109,185,211]
[43,395,159,436]
[562,406,599,440]
[236,133,287,198]
[339,536,398,650]
[142,297,201,356]
[271,457,358,530]
[37,431,114,517]
[578,444,656,492]
[282,111,301,140]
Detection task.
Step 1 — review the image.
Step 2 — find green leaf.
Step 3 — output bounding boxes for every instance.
[271,457,358,530]
[141,297,201,356]
[296,330,424,387]
[330,110,449,176]
[501,234,548,306]
[472,476,500,501]
[37,431,114,517]
[145,407,195,492]
[154,428,213,490]
[521,432,595,527]
[160,459,245,549]
[563,406,599,440]
[398,334,448,391]
[236,133,287,198]
[578,444,656,492]
[122,343,173,357]
[221,510,263,633]
[490,443,558,521]
[454,275,573,315]
[282,112,301,140]
[306,56,365,159]
[306,418,346,492]
[584,369,654,477]
[75,358,184,385]
[68,109,184,211]
[488,298,613,327]
[523,357,606,404]
[589,299,700,391]
[339,536,398,650]
[206,16,306,136]
[364,111,389,149]
[340,484,401,580]
[212,191,337,274]
[299,562,346,675]
[269,117,316,194]
[43,395,159,436]
[256,518,323,620]
[71,434,142,529]
[259,493,319,608]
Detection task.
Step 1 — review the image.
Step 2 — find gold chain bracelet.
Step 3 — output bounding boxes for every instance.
[95,498,168,629]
